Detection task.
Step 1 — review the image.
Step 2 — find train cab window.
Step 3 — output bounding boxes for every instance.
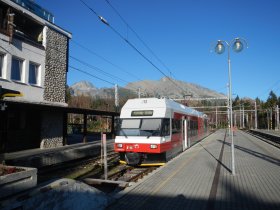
[141,119,161,130]
[119,118,169,137]
[121,119,141,129]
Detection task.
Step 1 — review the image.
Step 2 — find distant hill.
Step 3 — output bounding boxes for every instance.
[69,81,137,99]
[126,77,225,99]
[69,77,226,99]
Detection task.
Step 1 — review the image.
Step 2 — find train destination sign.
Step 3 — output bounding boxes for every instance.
[131,110,153,116]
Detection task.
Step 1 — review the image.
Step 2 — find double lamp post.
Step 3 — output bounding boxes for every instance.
[213,37,247,175]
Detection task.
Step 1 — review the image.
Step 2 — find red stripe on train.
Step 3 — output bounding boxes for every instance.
[114,141,175,153]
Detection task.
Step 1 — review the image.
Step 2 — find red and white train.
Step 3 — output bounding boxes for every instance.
[114,97,208,166]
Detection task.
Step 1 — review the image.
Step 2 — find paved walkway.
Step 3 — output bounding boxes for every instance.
[107,129,280,210]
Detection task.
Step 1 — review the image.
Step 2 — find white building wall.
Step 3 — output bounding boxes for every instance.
[0,32,46,102]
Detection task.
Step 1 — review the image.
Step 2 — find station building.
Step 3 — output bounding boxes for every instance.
[0,0,118,155]
[0,0,72,153]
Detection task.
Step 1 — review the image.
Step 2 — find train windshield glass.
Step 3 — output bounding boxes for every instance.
[119,118,168,137]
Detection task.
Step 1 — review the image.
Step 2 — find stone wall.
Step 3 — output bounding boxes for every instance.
[44,27,68,103]
[40,111,63,149]
[40,27,69,148]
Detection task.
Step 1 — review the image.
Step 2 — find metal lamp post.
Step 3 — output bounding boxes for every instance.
[214,37,247,175]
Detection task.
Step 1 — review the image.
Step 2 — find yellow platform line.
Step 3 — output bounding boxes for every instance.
[119,160,165,167]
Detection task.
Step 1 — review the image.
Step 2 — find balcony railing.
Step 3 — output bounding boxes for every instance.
[10,0,54,23]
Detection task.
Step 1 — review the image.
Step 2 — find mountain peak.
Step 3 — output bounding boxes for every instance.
[70,78,226,99]
[72,81,95,89]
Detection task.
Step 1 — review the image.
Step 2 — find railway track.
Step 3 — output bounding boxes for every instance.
[38,149,159,194]
[108,165,158,182]
[245,129,280,149]
[37,152,119,183]
[82,164,159,193]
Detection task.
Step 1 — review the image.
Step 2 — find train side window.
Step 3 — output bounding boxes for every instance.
[172,119,181,134]
[161,118,170,136]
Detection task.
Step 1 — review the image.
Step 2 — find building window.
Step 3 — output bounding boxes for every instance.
[29,62,39,85]
[0,3,9,34]
[11,57,23,81]
[0,53,4,78]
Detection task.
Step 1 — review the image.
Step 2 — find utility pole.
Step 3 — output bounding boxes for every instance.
[270,108,273,130]
[242,105,245,128]
[255,101,258,129]
[266,109,269,130]
[216,106,218,129]
[227,83,230,135]
[277,105,279,130]
[234,112,236,128]
[246,113,249,129]
[115,84,119,112]
[239,106,242,128]
[250,112,252,129]
[138,88,141,98]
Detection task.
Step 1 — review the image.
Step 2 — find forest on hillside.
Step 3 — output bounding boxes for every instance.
[66,86,280,131]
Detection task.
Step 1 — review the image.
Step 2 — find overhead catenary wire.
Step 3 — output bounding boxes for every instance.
[1,24,151,98]
[70,39,153,95]
[71,39,143,81]
[79,0,187,94]
[70,55,130,85]
[70,65,147,96]
[69,53,149,96]
[104,0,173,77]
[6,32,142,94]
[70,66,142,99]
[69,65,115,86]
[69,53,150,95]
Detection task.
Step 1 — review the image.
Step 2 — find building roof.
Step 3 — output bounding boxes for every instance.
[1,99,119,116]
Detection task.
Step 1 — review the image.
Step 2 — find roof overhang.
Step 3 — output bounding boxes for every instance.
[1,100,119,116]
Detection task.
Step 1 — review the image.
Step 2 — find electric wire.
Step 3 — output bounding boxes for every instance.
[69,65,115,86]
[70,39,152,94]
[69,55,129,85]
[78,0,187,94]
[69,55,150,95]
[104,0,173,76]
[3,32,142,97]
[71,39,142,81]
[1,20,154,99]
[69,65,140,97]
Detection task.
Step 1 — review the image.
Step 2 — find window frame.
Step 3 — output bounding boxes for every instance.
[0,52,4,78]
[29,61,40,85]
[11,56,24,82]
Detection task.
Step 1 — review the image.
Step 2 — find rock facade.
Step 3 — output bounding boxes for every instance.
[40,111,64,149]
[44,27,68,103]
[41,27,69,148]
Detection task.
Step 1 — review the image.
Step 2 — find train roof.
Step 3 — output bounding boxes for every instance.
[120,97,207,118]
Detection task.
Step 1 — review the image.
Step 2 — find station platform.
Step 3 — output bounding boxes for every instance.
[107,129,280,210]
[3,139,114,169]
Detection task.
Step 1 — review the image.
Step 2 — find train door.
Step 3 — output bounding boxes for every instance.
[182,118,188,151]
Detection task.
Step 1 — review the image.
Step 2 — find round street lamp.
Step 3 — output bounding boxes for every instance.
[215,40,225,54]
[232,38,244,52]
[213,37,248,175]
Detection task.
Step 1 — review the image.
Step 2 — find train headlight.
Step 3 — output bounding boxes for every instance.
[117,143,123,148]
[150,144,158,149]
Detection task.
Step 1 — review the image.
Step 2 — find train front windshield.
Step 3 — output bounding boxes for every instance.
[118,118,170,137]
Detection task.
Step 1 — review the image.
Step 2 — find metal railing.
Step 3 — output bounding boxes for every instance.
[10,0,54,23]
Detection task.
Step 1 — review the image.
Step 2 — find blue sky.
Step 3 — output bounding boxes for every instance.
[36,0,280,101]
